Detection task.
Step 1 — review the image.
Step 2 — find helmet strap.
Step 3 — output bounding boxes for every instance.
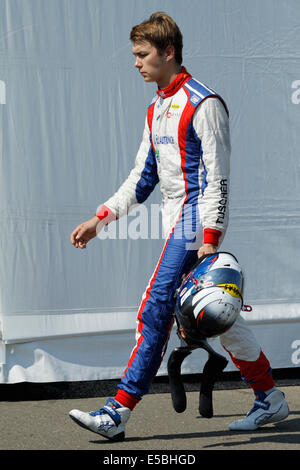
[167,336,228,417]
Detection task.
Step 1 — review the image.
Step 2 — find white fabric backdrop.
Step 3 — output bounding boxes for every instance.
[0,0,300,382]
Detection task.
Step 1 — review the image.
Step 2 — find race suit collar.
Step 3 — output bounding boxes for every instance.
[156,66,191,98]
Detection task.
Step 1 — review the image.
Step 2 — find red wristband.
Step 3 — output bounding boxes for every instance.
[203,228,222,246]
[95,205,116,225]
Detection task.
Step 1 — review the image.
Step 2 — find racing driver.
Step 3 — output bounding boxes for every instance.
[69,12,289,440]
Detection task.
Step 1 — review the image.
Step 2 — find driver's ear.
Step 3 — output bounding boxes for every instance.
[164,44,175,62]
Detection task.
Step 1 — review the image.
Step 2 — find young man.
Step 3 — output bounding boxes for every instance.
[69,12,288,440]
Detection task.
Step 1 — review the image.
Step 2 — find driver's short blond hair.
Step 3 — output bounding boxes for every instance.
[130,12,183,65]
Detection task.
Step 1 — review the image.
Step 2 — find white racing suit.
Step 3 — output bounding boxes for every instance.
[96,68,274,410]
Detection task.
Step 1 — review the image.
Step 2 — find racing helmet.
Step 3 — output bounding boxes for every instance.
[175,252,243,344]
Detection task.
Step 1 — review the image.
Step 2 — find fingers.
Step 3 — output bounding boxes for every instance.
[197,243,217,258]
[70,225,81,245]
[76,236,87,248]
[70,217,98,249]
[70,224,88,248]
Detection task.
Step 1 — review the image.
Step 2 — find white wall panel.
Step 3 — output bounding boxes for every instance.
[0,0,299,382]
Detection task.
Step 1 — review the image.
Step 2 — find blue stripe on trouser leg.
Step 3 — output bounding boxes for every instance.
[117,204,201,400]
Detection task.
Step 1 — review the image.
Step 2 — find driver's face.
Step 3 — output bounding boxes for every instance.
[132,41,168,86]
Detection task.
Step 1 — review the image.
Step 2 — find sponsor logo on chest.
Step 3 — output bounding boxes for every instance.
[153,134,175,145]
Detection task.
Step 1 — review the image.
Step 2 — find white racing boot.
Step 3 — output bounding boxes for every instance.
[69,397,130,441]
[229,388,289,431]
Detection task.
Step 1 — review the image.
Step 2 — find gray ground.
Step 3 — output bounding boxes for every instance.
[0,385,299,452]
